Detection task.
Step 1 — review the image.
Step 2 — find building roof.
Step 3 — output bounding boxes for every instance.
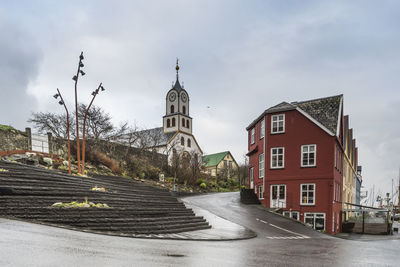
[134,127,177,147]
[172,79,184,93]
[202,151,233,167]
[246,94,343,136]
[292,95,342,135]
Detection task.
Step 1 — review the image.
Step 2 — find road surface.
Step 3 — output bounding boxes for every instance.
[1,192,399,266]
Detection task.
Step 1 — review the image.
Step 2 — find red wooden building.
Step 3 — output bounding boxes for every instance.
[246,95,344,234]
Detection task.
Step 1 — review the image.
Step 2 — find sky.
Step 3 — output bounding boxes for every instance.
[0,0,399,203]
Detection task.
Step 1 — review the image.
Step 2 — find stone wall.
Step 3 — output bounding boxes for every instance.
[0,125,167,169]
[0,127,30,152]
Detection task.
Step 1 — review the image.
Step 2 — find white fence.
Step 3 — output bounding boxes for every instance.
[31,133,49,153]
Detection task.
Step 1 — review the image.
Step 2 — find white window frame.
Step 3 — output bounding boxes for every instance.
[304,212,326,231]
[260,119,265,139]
[300,183,316,205]
[283,211,299,220]
[301,144,317,167]
[270,147,284,169]
[251,128,255,144]
[291,211,299,220]
[259,153,264,178]
[250,167,254,189]
[271,114,285,134]
[270,184,286,208]
[258,185,264,199]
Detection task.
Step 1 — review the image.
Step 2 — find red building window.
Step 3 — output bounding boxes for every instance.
[300,183,315,205]
[301,144,316,167]
[271,147,284,168]
[271,114,285,134]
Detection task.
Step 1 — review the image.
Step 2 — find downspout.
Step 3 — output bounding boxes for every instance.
[263,115,266,204]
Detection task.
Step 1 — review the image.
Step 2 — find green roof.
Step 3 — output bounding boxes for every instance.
[202,151,230,167]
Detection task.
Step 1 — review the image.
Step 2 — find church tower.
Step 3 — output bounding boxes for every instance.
[163,60,192,135]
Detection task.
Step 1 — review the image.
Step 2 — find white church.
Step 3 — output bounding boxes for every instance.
[135,61,203,164]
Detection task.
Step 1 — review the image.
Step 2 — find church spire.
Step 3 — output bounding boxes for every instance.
[175,58,180,81]
[172,58,183,92]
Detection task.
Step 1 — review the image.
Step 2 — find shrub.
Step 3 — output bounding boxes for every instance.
[196,178,205,186]
[199,182,207,189]
[86,150,122,174]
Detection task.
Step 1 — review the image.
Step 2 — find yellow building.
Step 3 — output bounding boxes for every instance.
[342,115,358,215]
[202,151,238,178]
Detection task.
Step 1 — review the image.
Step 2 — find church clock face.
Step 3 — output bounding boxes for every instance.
[181,93,187,103]
[169,92,176,102]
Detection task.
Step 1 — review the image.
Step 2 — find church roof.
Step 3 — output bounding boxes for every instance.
[134,127,176,147]
[172,79,184,93]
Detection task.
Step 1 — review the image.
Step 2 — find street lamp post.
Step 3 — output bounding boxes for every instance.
[53,89,71,175]
[72,52,86,174]
[81,83,105,175]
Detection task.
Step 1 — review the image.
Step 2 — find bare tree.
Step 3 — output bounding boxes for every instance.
[28,112,72,139]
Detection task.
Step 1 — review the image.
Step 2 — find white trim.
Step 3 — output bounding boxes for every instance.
[271,114,285,134]
[251,128,255,144]
[259,153,264,178]
[270,147,284,169]
[270,184,286,208]
[260,119,265,139]
[250,167,254,189]
[259,185,264,200]
[304,212,326,231]
[295,107,334,136]
[336,96,343,137]
[301,144,317,167]
[300,183,316,205]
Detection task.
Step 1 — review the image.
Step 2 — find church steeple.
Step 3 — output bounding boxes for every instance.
[163,59,192,134]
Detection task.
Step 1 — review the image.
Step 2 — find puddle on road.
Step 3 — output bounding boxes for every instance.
[165,253,185,257]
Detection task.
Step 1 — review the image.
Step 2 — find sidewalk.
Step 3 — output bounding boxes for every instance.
[335,232,400,241]
[150,200,257,241]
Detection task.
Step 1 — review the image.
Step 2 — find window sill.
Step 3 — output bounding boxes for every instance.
[300,204,316,206]
[270,167,284,170]
[270,132,285,135]
[301,165,317,168]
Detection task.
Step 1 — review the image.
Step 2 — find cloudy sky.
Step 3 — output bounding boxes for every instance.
[1,0,399,201]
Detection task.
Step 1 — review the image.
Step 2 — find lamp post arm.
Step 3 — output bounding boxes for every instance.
[81,82,102,175]
[74,52,84,174]
[57,88,72,175]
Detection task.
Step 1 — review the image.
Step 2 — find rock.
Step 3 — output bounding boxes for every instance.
[63,161,69,167]
[52,202,63,207]
[43,157,53,166]
[82,203,90,208]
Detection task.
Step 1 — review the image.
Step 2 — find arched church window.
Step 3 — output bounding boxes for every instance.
[182,118,185,127]
[181,137,185,146]
[172,118,176,127]
[167,119,170,128]
[187,139,191,147]
[187,120,190,128]
[170,105,175,113]
[183,106,186,114]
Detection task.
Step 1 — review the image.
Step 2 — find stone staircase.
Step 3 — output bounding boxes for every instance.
[0,161,211,237]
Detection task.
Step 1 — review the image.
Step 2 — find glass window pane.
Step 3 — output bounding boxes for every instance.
[308,184,314,190]
[279,186,285,199]
[310,146,315,152]
[272,186,277,199]
[302,185,307,190]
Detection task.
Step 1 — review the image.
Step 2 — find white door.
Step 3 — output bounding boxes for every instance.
[270,184,286,208]
[250,167,254,189]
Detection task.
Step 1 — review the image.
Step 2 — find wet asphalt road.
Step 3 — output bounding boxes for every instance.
[1,192,400,266]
